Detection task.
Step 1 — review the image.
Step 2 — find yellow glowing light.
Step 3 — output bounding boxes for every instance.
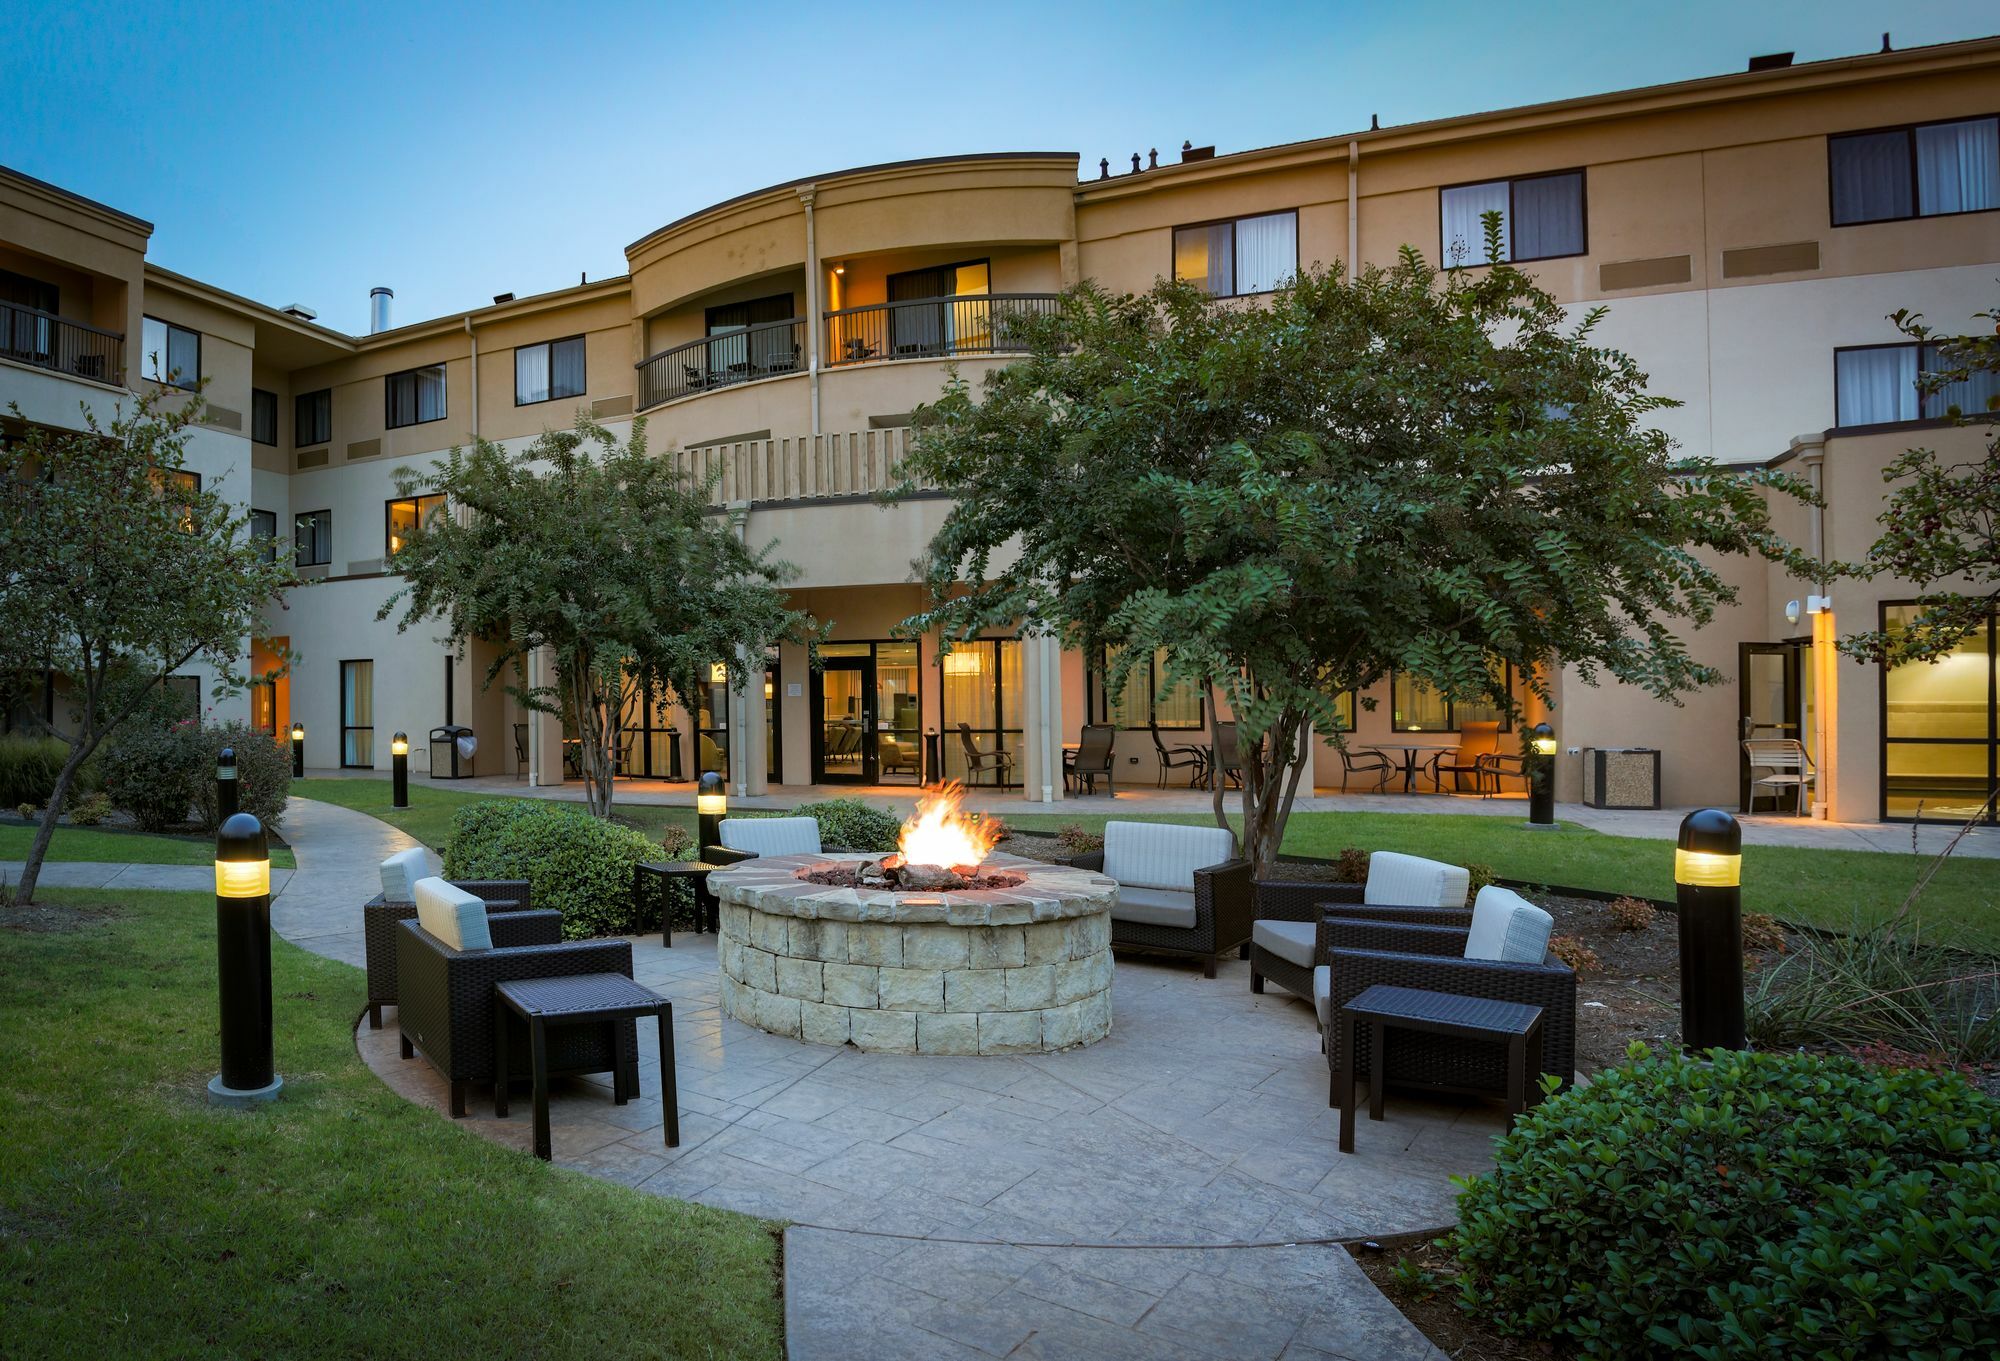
[215,857,271,899]
[1674,849,1741,888]
[942,650,984,676]
[899,782,1001,870]
[391,736,408,756]
[697,792,727,816]
[291,724,304,741]
[709,662,728,684]
[1534,736,1558,756]
[764,681,774,699]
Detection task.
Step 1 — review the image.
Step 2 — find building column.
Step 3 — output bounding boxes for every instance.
[1021,635,1065,804]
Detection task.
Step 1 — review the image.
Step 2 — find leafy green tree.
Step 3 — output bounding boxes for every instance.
[1838,300,2000,666]
[0,386,298,903]
[380,418,815,818]
[897,249,1814,873]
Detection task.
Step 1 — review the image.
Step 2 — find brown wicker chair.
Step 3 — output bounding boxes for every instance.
[1064,723,1117,795]
[1066,844,1252,978]
[1316,915,1575,1103]
[363,878,534,1028]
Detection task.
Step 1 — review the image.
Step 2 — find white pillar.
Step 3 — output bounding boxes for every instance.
[1021,635,1064,804]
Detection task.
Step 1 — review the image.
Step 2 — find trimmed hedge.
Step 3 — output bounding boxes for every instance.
[101,714,290,832]
[444,800,660,939]
[1448,1045,2000,1358]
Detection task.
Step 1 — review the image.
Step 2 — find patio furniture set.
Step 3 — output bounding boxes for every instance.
[1333,720,1530,796]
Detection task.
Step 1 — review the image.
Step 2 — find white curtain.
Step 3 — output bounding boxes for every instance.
[550,336,586,397]
[1831,130,1913,224]
[1512,173,1584,260]
[1924,344,2000,420]
[1234,212,1297,293]
[415,365,446,422]
[1174,223,1233,295]
[515,344,551,404]
[1917,117,2000,216]
[1836,347,1918,426]
[1440,181,1510,266]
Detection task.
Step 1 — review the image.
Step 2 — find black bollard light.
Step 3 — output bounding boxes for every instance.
[390,731,409,809]
[290,722,305,778]
[696,770,727,856]
[210,812,282,1105]
[217,745,239,821]
[1675,807,1745,1052]
[1527,722,1557,828]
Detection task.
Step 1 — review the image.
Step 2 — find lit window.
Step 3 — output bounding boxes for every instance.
[1172,211,1298,296]
[385,494,446,556]
[1092,647,1204,730]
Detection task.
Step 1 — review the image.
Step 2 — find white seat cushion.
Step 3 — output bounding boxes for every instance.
[1313,964,1332,1031]
[1252,918,1316,969]
[1102,820,1235,893]
[380,846,443,902]
[414,877,492,952]
[1463,886,1554,963]
[718,816,822,857]
[1111,886,1198,930]
[1364,851,1471,909]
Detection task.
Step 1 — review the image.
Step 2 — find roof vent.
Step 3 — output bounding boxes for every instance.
[1180,140,1215,163]
[1746,51,1794,72]
[492,292,515,305]
[280,303,317,321]
[369,286,393,335]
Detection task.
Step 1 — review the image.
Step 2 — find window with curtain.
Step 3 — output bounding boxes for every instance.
[251,389,278,446]
[1831,116,2000,225]
[1172,211,1297,296]
[1440,171,1586,267]
[942,639,1023,786]
[341,660,374,767]
[140,316,201,389]
[385,364,446,428]
[1881,602,1997,822]
[706,293,798,373]
[514,335,586,405]
[295,509,331,567]
[1836,343,2000,427]
[1391,665,1512,731]
[1331,689,1356,733]
[1091,647,1204,730]
[295,388,331,446]
[249,509,277,564]
[385,493,446,556]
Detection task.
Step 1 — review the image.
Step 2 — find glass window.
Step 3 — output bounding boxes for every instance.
[341,660,374,767]
[943,639,1022,786]
[295,510,332,567]
[140,316,200,390]
[1837,343,2000,427]
[251,388,278,446]
[1173,211,1297,296]
[1441,172,1586,267]
[295,389,331,446]
[385,364,446,429]
[385,493,446,556]
[515,335,587,405]
[1330,689,1356,733]
[249,508,277,563]
[1832,116,2000,225]
[1091,647,1203,730]
[250,680,276,735]
[1391,674,1451,732]
[1882,604,1997,822]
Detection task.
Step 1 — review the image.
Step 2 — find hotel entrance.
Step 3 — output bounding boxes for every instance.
[810,641,921,785]
[1738,640,1815,814]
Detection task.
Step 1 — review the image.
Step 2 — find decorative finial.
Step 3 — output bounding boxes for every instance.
[1147,148,1158,170]
[1880,31,1891,52]
[1131,153,1141,174]
[1099,157,1109,179]
[1370,113,1379,131]
[1182,140,1192,152]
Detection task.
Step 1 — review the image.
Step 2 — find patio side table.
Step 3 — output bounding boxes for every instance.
[1335,983,1543,1153]
[494,973,680,1161]
[633,860,723,946]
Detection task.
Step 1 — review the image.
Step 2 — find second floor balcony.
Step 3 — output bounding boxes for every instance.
[0,300,124,386]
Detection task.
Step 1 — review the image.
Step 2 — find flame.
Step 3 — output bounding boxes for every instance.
[898,782,1001,871]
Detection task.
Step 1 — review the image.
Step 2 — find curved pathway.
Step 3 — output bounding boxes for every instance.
[281,797,1462,1360]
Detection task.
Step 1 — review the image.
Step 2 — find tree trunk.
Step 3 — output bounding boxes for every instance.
[1240,708,1307,878]
[565,665,615,819]
[14,742,91,906]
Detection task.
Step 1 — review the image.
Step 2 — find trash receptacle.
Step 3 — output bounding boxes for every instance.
[1582,747,1659,809]
[429,725,476,780]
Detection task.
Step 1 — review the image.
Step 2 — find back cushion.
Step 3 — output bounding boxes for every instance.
[1365,851,1472,909]
[414,877,493,952]
[719,816,822,857]
[1102,821,1236,892]
[1463,886,1554,963]
[380,846,443,902]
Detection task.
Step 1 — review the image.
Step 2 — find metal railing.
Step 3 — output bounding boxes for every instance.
[673,427,935,505]
[636,316,806,409]
[824,293,1059,366]
[0,301,124,385]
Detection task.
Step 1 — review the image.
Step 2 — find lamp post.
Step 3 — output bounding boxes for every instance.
[1527,722,1557,828]
[697,770,727,856]
[1675,807,1745,1052]
[210,812,281,1105]
[290,722,305,779]
[217,745,239,821]
[391,731,409,809]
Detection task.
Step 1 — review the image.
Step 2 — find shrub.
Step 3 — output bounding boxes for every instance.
[0,737,69,809]
[101,708,200,831]
[1055,822,1104,856]
[654,823,694,859]
[15,803,35,821]
[1464,861,1496,895]
[445,800,660,939]
[1333,847,1371,884]
[792,798,901,853]
[1449,1045,2000,1358]
[191,724,291,833]
[1747,920,2000,1064]
[1741,912,1786,952]
[1547,933,1598,974]
[1606,895,1655,931]
[66,792,112,826]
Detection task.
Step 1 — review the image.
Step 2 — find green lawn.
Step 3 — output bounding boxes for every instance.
[0,822,297,869]
[0,886,782,1359]
[293,779,695,854]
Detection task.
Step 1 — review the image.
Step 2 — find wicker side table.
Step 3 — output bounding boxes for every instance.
[494,973,679,1161]
[1335,983,1543,1153]
[633,860,723,946]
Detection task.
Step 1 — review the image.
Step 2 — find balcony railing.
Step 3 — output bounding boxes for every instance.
[674,427,935,505]
[0,301,124,386]
[824,293,1059,366]
[636,316,806,409]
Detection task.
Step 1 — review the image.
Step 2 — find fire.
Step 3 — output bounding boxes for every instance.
[898,782,1001,871]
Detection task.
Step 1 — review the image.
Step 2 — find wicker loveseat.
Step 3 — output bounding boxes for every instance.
[1249,852,1473,1004]
[1066,820,1251,978]
[363,846,534,1028]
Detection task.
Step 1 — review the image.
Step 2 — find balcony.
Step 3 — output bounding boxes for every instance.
[637,317,806,409]
[0,300,124,386]
[824,294,1059,366]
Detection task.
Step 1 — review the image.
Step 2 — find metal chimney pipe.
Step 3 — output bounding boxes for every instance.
[369,287,393,334]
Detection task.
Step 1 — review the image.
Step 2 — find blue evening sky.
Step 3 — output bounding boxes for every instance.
[3,0,1993,334]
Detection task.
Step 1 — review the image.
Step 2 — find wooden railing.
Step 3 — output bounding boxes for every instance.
[0,301,124,385]
[671,428,938,506]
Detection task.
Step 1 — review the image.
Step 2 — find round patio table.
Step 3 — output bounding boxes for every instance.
[1368,743,1457,793]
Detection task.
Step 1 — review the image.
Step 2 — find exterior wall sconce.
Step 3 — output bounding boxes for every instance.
[1675,807,1745,1051]
[1785,599,1802,625]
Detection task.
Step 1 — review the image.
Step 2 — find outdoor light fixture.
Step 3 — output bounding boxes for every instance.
[1675,807,1745,1051]
[697,770,727,818]
[211,812,281,1105]
[391,731,409,810]
[290,722,305,778]
[1785,599,1802,625]
[1526,721,1557,828]
[217,745,239,820]
[1805,594,1833,615]
[709,662,728,684]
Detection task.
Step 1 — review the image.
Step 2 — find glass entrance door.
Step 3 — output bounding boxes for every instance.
[813,649,874,784]
[1739,641,1808,813]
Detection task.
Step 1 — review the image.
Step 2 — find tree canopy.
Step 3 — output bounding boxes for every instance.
[897,247,1814,871]
[380,418,815,816]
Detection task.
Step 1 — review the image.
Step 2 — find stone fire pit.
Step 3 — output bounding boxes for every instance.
[708,852,1117,1055]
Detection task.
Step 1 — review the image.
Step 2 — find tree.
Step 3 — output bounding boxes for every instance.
[1838,299,2000,667]
[897,248,1815,873]
[0,386,298,903]
[380,417,815,818]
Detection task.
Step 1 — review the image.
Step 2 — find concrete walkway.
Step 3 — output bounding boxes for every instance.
[278,796,1455,1359]
[1,860,294,894]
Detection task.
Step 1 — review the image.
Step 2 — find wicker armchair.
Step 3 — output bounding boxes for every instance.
[363,878,534,1028]
[1248,878,1473,1002]
[395,916,637,1119]
[1067,843,1252,979]
[1316,915,1575,1102]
